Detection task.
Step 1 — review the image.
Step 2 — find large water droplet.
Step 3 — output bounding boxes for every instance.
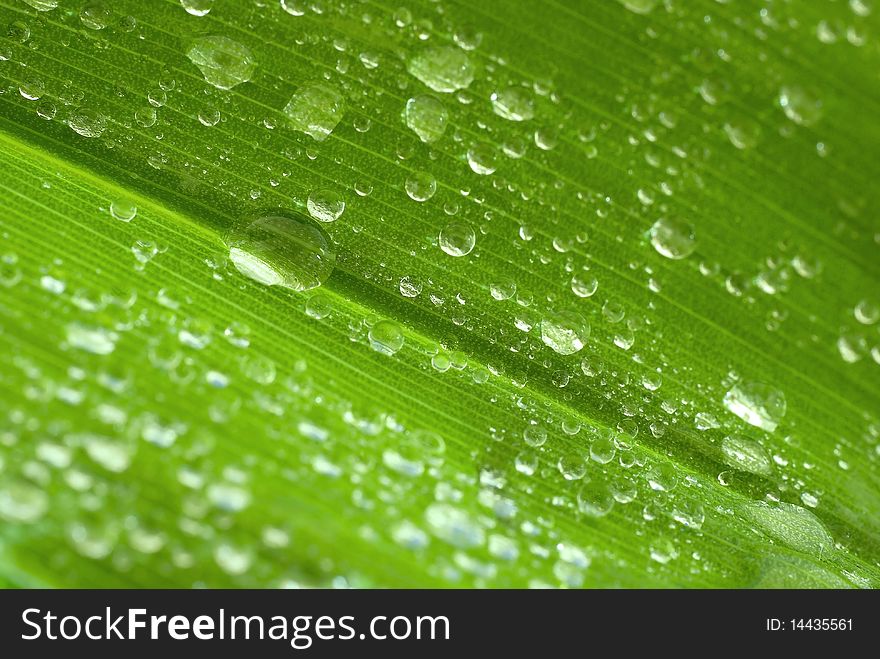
[723,382,786,432]
[741,501,833,556]
[541,311,590,355]
[186,36,256,90]
[284,82,345,141]
[404,95,448,143]
[407,46,475,93]
[649,217,696,259]
[227,212,335,291]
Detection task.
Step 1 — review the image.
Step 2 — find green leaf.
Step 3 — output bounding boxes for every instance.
[0,0,878,588]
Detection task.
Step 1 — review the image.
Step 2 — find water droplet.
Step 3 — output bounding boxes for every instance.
[741,501,833,556]
[779,85,823,126]
[570,274,598,298]
[617,0,658,14]
[187,36,256,90]
[214,543,252,575]
[404,95,448,143]
[68,107,106,138]
[721,434,773,476]
[424,503,484,548]
[180,0,213,16]
[227,212,335,291]
[83,434,132,472]
[649,217,696,259]
[405,171,437,202]
[523,424,547,448]
[723,382,786,432]
[392,521,428,550]
[490,86,535,121]
[22,0,58,10]
[723,117,760,149]
[467,142,498,175]
[407,46,475,93]
[280,0,306,16]
[854,299,879,325]
[578,482,614,517]
[541,311,590,355]
[0,479,48,523]
[66,323,118,355]
[307,188,345,222]
[439,222,476,257]
[80,2,112,30]
[369,320,404,355]
[198,106,221,126]
[284,82,345,141]
[399,276,422,297]
[19,79,44,101]
[490,278,516,301]
[110,199,137,222]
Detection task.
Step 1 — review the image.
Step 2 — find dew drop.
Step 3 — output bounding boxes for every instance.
[404,95,448,143]
[307,188,345,222]
[67,107,106,138]
[649,217,696,259]
[405,171,437,202]
[424,503,484,548]
[779,85,823,126]
[439,222,476,257]
[369,320,404,355]
[227,212,335,291]
[617,0,658,14]
[467,143,498,175]
[110,199,137,223]
[180,0,214,16]
[741,501,833,556]
[284,82,345,141]
[186,36,256,90]
[407,46,475,93]
[490,86,535,121]
[720,434,773,476]
[541,311,590,355]
[723,382,786,432]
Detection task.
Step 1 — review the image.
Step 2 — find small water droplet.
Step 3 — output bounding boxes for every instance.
[110,199,137,222]
[649,217,696,259]
[439,222,476,257]
[405,171,437,202]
